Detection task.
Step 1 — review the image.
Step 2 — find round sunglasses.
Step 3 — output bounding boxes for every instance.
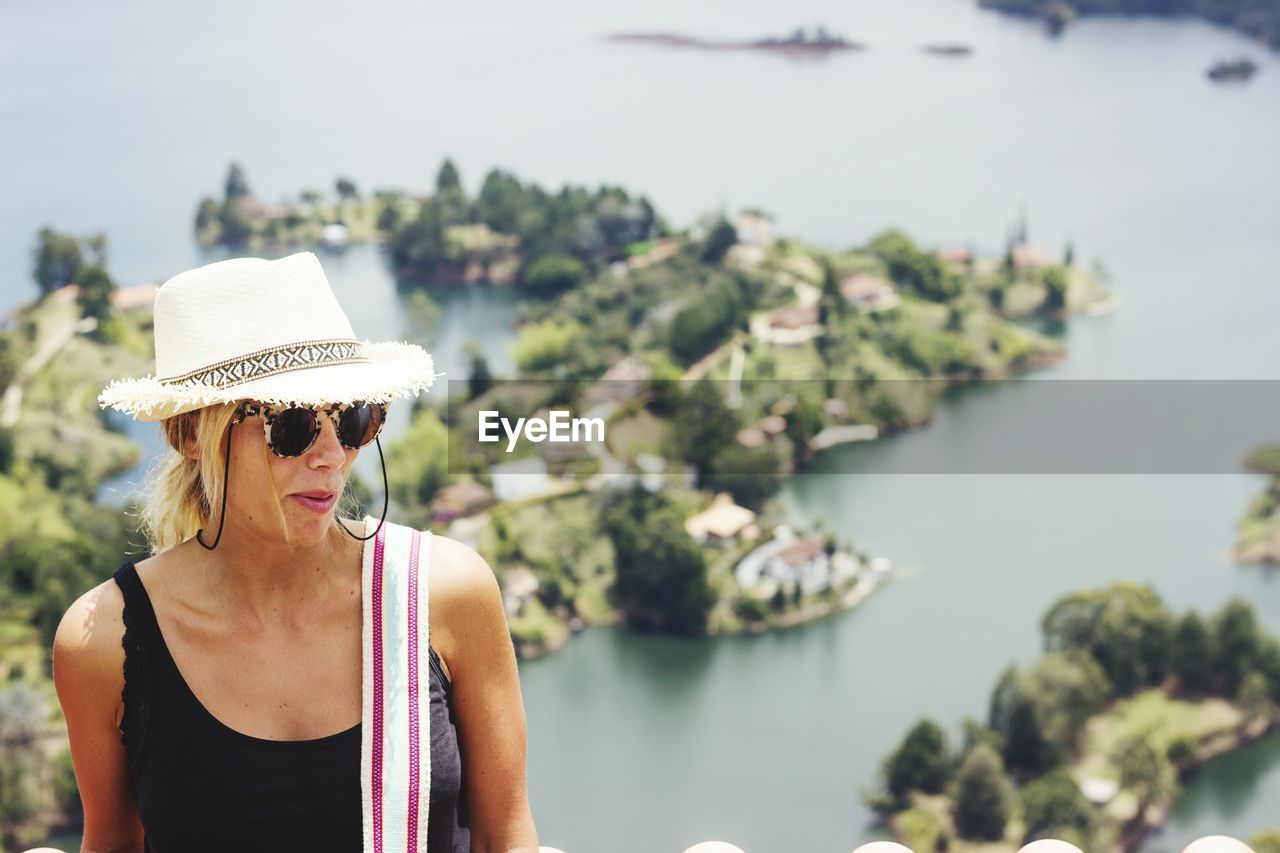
[234,400,388,458]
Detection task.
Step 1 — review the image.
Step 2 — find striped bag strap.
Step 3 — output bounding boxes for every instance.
[361,515,432,852]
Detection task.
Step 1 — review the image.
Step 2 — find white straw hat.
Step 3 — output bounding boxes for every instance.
[97,251,441,422]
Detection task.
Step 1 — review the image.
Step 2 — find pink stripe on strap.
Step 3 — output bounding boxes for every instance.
[371,523,387,852]
[406,529,422,850]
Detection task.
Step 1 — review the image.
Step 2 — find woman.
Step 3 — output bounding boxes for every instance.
[52,252,540,852]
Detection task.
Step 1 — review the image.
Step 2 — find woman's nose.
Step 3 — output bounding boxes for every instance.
[308,413,348,463]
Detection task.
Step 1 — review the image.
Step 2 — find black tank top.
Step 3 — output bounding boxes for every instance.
[112,561,471,852]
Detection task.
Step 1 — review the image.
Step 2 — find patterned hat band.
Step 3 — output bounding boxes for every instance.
[157,338,369,389]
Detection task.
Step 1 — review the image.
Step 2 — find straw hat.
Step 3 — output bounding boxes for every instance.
[97,251,441,422]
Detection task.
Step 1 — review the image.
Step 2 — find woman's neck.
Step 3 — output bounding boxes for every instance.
[186,518,364,629]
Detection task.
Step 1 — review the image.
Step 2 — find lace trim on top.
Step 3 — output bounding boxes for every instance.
[116,564,152,778]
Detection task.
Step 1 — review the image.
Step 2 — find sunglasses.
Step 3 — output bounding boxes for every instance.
[234,400,388,458]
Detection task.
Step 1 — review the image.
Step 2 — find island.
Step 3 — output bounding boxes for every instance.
[867,582,1280,851]
[922,43,975,57]
[605,26,864,58]
[978,0,1280,49]
[1207,56,1260,81]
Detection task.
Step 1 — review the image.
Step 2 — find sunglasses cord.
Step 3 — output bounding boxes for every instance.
[195,418,234,550]
[341,435,388,542]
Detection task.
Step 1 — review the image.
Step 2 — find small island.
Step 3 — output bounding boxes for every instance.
[867,582,1280,851]
[606,26,864,58]
[922,43,975,57]
[1207,57,1259,82]
[979,0,1280,49]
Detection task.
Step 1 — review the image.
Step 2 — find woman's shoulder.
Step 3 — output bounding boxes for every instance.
[425,534,507,682]
[427,534,498,595]
[52,571,129,720]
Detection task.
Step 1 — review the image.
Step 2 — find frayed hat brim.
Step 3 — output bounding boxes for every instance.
[98,341,442,422]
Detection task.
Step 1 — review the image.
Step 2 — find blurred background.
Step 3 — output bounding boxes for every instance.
[2,0,1279,850]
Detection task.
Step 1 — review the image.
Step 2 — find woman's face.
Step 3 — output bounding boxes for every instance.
[222,404,358,546]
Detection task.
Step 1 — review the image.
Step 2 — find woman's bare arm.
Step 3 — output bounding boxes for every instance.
[431,536,541,853]
[52,581,146,853]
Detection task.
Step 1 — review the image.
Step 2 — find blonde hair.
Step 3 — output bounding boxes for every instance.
[137,401,359,554]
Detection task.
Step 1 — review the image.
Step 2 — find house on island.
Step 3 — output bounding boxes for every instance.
[1010,244,1048,272]
[684,492,760,546]
[111,283,160,311]
[751,303,821,347]
[733,212,775,248]
[735,525,861,597]
[726,212,775,267]
[839,273,900,313]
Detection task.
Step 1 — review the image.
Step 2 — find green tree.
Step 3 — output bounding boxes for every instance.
[524,254,586,298]
[1023,651,1112,749]
[1258,637,1280,703]
[436,158,462,194]
[467,349,494,399]
[818,256,847,323]
[74,263,116,325]
[1041,582,1172,696]
[669,377,739,478]
[224,161,251,200]
[1172,611,1216,695]
[32,227,84,295]
[374,190,405,232]
[1238,671,1272,722]
[195,196,220,233]
[335,176,359,203]
[867,229,958,302]
[511,318,583,374]
[217,198,254,246]
[951,743,1014,841]
[883,719,954,806]
[701,219,738,265]
[989,665,1063,778]
[704,441,784,510]
[669,275,743,364]
[1112,731,1175,818]
[784,397,824,466]
[476,169,528,234]
[601,485,714,635]
[1041,264,1069,314]
[1214,598,1262,695]
[1020,768,1092,841]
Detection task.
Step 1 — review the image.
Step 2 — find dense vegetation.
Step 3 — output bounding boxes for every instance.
[980,0,1280,47]
[870,582,1280,849]
[0,230,151,848]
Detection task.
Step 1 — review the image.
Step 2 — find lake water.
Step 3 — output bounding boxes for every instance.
[5,0,1280,849]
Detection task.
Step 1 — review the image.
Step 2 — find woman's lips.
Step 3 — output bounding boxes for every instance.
[290,493,337,513]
